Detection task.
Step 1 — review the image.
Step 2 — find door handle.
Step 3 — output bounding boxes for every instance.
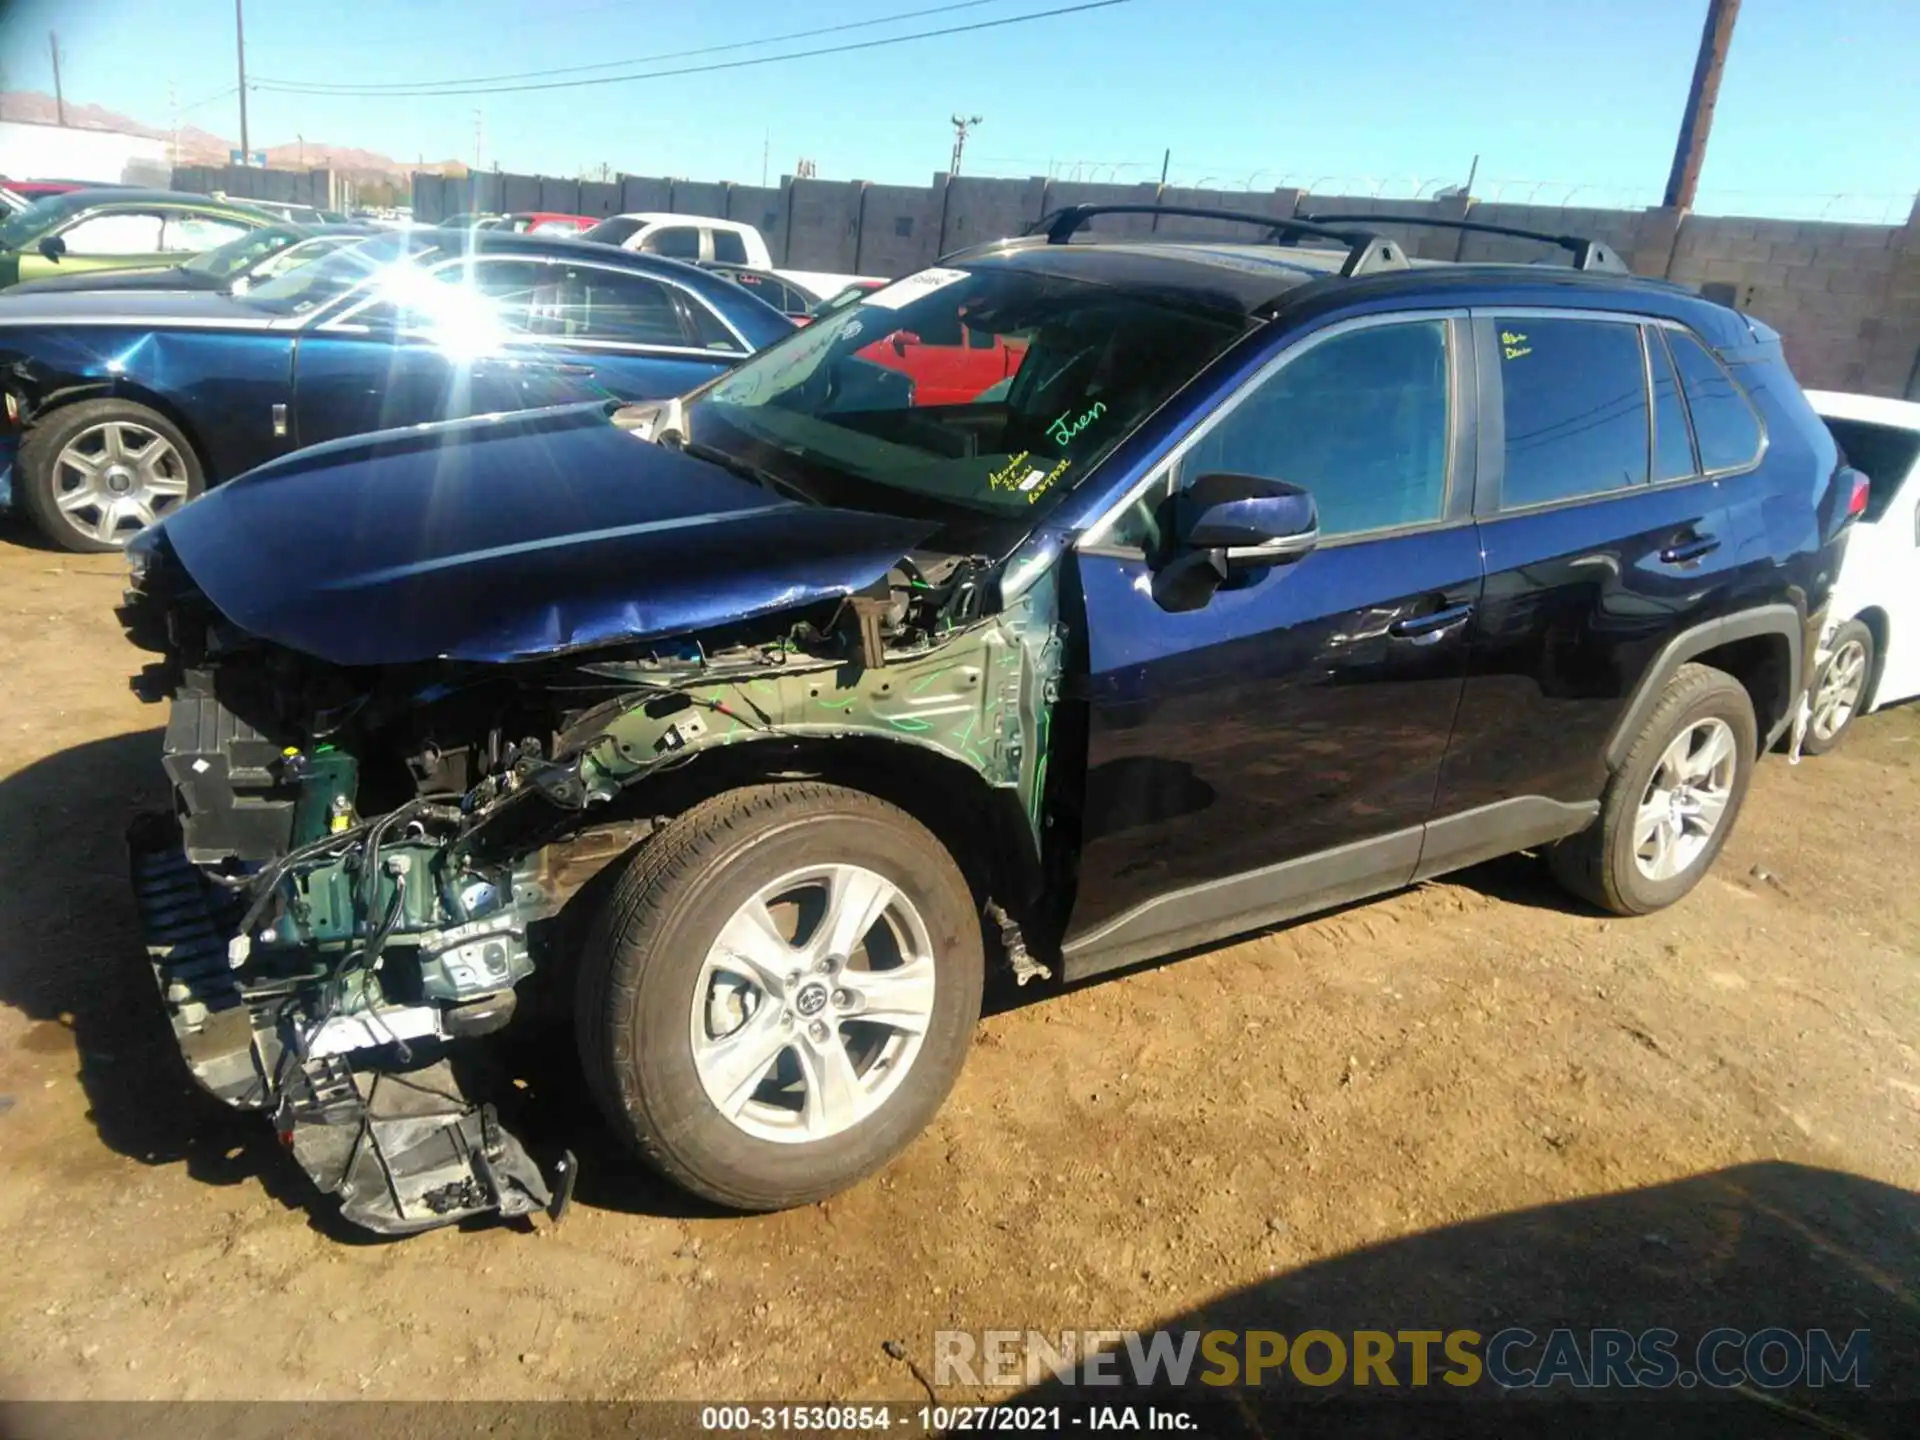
[1388,602,1474,641]
[1660,533,1720,565]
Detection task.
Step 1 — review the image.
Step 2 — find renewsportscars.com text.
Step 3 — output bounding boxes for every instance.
[934,1327,1871,1391]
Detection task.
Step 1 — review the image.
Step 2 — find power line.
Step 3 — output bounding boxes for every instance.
[250,0,1131,98]
[254,0,1019,93]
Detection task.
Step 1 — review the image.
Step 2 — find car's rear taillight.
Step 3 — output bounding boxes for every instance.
[1845,467,1871,519]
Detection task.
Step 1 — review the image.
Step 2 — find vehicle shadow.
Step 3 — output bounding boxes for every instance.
[1000,1160,1919,1437]
[0,726,329,1223]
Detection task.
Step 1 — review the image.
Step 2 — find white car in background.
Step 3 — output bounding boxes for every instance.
[1803,391,1920,752]
[580,212,879,304]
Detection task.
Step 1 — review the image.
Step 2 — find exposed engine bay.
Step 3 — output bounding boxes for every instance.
[118,533,1061,1235]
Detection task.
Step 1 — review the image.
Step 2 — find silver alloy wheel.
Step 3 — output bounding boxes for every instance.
[1633,717,1738,882]
[49,420,192,546]
[1810,638,1869,743]
[690,863,937,1145]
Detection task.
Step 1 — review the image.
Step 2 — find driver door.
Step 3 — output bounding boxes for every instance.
[1060,312,1485,976]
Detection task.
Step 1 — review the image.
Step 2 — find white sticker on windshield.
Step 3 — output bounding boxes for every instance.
[862,266,970,310]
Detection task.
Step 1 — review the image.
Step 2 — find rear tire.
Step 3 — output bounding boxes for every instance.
[18,398,204,553]
[1549,663,1757,915]
[1801,620,1873,756]
[576,783,983,1211]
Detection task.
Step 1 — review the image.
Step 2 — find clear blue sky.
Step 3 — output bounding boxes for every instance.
[1,0,1915,221]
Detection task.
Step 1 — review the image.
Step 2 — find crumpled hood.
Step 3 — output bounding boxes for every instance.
[155,402,936,666]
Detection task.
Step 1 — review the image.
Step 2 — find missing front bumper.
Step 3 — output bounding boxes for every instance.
[128,812,572,1237]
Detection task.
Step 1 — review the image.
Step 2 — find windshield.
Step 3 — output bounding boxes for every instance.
[0,195,70,250]
[181,224,302,278]
[248,234,359,281]
[685,263,1250,521]
[241,231,449,316]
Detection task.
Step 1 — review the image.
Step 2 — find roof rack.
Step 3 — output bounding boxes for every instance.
[1298,213,1630,273]
[1025,204,1410,278]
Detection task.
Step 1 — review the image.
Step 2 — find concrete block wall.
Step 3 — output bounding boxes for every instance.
[172,164,341,210]
[855,180,946,277]
[407,167,1920,397]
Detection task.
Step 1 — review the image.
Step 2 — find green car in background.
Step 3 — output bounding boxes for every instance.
[0,189,277,289]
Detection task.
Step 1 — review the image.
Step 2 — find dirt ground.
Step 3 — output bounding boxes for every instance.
[0,526,1916,1417]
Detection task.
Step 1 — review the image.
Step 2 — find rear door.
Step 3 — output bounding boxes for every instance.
[517,261,750,399]
[1429,310,1771,842]
[1061,311,1483,972]
[289,256,552,446]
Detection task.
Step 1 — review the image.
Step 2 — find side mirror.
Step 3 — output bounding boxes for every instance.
[1176,472,1319,567]
[37,234,66,262]
[1153,472,1318,613]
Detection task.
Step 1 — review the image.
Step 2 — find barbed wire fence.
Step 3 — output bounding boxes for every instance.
[968,157,1915,225]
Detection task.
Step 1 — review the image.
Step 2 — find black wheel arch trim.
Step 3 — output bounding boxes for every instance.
[1603,603,1805,770]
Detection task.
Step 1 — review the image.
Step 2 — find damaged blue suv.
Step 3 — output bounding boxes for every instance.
[118,205,1861,1235]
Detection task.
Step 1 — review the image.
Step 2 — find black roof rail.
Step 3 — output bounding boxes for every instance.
[1299,212,1630,274]
[1025,204,1410,277]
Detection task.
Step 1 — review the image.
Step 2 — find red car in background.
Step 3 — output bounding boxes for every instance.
[855,311,1029,407]
[496,212,596,235]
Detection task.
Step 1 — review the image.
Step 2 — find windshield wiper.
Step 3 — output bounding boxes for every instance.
[678,439,813,504]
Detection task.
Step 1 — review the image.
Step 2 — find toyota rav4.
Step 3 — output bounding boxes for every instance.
[118,206,1862,1235]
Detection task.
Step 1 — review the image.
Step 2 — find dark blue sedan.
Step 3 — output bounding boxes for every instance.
[0,228,793,550]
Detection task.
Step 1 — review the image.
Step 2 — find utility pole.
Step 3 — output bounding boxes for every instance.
[762,130,769,189]
[1663,0,1741,211]
[949,114,982,178]
[48,32,65,127]
[473,109,484,173]
[234,0,250,165]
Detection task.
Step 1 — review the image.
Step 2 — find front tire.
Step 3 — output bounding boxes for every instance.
[18,399,204,553]
[1550,663,1757,915]
[1801,620,1873,756]
[577,783,984,1211]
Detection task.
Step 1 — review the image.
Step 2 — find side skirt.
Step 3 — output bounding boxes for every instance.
[1058,795,1598,983]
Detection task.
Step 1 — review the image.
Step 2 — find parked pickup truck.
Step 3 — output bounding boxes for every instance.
[582,212,880,305]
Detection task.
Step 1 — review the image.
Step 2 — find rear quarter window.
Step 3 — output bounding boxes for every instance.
[1666,329,1763,472]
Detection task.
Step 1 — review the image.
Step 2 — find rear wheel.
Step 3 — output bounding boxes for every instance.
[18,399,203,553]
[1802,620,1873,755]
[577,783,983,1210]
[1550,663,1757,915]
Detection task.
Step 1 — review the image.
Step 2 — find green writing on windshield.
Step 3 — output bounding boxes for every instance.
[1046,401,1107,447]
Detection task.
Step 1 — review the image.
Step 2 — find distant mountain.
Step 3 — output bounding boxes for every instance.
[0,91,467,179]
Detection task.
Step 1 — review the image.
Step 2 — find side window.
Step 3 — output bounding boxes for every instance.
[1180,319,1453,539]
[677,294,747,353]
[1647,327,1697,482]
[639,225,701,260]
[462,259,558,332]
[1496,316,1648,507]
[163,214,250,252]
[547,267,694,347]
[711,229,750,265]
[56,210,165,255]
[358,258,550,336]
[1666,329,1763,472]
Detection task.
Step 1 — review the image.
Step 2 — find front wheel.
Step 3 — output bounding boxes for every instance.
[17,399,204,553]
[577,783,984,1211]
